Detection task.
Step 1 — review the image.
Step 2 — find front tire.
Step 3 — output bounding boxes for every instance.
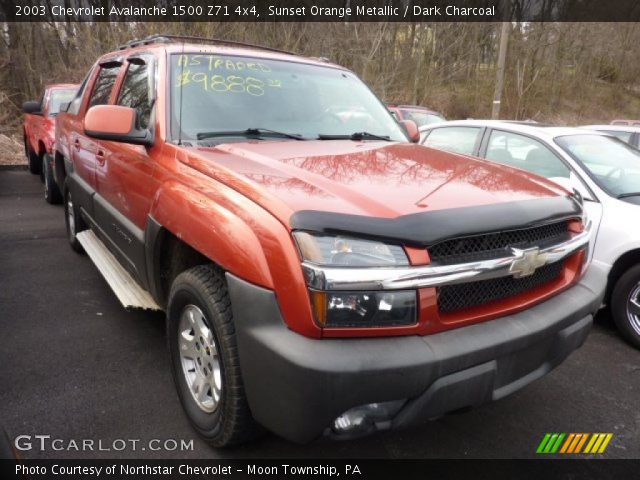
[27,148,41,175]
[167,265,259,447]
[611,264,640,349]
[43,154,62,204]
[63,181,86,253]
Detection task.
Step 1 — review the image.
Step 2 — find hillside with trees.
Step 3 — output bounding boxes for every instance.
[2,21,640,163]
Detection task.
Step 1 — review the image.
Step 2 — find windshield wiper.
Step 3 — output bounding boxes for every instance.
[318,132,391,141]
[617,192,640,198]
[196,128,306,141]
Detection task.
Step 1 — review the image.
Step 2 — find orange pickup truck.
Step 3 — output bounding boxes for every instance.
[22,83,78,203]
[53,35,606,446]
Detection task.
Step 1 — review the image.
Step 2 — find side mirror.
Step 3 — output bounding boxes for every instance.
[22,101,42,115]
[401,119,420,143]
[84,105,152,146]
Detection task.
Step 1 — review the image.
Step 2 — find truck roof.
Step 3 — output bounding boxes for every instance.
[106,34,341,70]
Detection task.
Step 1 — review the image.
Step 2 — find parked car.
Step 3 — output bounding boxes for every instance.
[54,35,605,446]
[387,104,446,127]
[0,428,18,460]
[581,125,640,148]
[611,119,640,126]
[22,83,78,203]
[420,120,640,348]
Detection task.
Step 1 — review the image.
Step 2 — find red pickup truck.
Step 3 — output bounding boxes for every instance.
[53,35,606,446]
[22,83,78,203]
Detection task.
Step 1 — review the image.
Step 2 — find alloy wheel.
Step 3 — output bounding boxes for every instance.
[178,304,222,413]
[627,283,640,336]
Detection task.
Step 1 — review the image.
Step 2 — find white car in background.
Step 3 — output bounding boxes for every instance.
[419,120,640,348]
[581,125,640,149]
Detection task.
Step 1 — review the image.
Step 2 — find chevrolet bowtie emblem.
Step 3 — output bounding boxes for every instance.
[509,247,548,278]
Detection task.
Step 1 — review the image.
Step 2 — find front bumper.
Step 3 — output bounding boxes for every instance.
[227,261,608,444]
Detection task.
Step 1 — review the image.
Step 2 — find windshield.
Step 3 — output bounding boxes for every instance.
[400,109,445,127]
[555,134,640,197]
[170,53,407,142]
[598,129,634,144]
[49,89,77,115]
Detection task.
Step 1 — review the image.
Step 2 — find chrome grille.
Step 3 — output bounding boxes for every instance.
[437,260,565,313]
[429,221,570,265]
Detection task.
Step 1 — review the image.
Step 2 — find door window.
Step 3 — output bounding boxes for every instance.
[88,65,120,108]
[486,130,570,179]
[422,127,481,155]
[117,60,152,129]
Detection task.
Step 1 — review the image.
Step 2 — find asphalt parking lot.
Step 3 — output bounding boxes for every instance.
[1,169,639,460]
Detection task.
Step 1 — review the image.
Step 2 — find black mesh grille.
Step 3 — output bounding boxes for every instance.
[429,221,570,265]
[438,260,565,313]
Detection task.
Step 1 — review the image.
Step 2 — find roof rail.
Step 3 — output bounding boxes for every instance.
[117,34,298,56]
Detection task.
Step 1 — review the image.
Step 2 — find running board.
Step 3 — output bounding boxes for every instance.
[76,230,161,311]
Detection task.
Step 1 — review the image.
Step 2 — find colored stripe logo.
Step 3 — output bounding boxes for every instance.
[537,433,613,454]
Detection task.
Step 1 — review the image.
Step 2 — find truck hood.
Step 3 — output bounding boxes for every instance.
[187,140,567,219]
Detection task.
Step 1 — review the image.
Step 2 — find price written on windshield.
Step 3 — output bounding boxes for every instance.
[172,5,259,17]
[176,70,282,97]
[175,55,282,96]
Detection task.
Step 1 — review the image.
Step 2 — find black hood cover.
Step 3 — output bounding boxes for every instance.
[290,195,582,247]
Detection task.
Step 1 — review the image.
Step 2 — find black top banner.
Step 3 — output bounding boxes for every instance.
[2,0,640,22]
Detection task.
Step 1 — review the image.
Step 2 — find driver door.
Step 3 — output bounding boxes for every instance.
[94,55,159,283]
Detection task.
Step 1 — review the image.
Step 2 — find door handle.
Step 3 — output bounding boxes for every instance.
[95,149,106,165]
[73,138,80,151]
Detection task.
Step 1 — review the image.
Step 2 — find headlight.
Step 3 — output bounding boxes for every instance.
[310,290,417,328]
[293,232,409,267]
[293,232,416,328]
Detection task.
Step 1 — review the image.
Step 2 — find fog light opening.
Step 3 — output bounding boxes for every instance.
[330,400,406,438]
